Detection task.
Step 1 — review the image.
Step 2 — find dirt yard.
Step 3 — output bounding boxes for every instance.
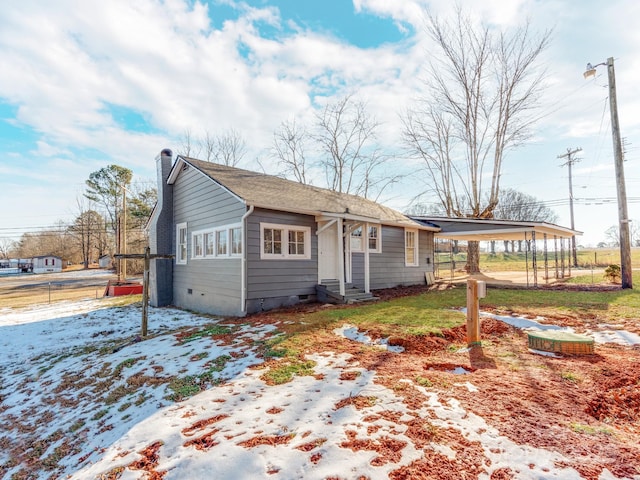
[2,272,639,478]
[248,284,640,479]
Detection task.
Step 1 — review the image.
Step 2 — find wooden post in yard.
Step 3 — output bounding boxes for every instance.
[115,250,174,338]
[466,279,481,346]
[141,247,150,337]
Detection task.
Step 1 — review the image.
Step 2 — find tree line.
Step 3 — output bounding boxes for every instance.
[3,165,156,272]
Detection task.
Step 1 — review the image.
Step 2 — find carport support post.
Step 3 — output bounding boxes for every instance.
[466,279,481,346]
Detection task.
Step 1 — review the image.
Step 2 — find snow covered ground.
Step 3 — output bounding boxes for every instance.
[0,299,629,479]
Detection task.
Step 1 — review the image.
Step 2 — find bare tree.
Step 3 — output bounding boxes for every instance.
[494,188,558,252]
[179,129,201,158]
[14,222,75,261]
[179,129,247,166]
[403,8,551,272]
[494,188,558,223]
[272,119,309,184]
[214,128,247,166]
[314,94,399,200]
[605,226,620,247]
[0,238,16,259]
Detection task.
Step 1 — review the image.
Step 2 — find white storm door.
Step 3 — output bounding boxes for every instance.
[318,221,339,281]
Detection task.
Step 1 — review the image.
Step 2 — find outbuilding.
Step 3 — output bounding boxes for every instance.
[31,255,62,274]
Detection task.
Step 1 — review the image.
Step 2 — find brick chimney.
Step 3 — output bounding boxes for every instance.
[149,148,174,307]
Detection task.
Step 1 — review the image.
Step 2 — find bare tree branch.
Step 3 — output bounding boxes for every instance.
[272,119,309,184]
[402,8,551,271]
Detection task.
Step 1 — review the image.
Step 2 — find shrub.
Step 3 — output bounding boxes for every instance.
[604,264,621,283]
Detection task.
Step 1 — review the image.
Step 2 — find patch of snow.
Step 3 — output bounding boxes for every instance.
[454,381,479,392]
[0,299,623,479]
[588,329,640,346]
[333,323,404,352]
[449,366,470,375]
[475,310,640,346]
[528,348,562,358]
[410,382,585,479]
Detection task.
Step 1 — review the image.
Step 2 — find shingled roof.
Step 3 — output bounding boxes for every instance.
[169,157,431,229]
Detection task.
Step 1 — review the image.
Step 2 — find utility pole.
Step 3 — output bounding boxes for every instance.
[607,57,633,289]
[584,57,632,289]
[558,147,582,268]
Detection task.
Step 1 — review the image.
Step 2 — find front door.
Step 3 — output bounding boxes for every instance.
[318,220,339,282]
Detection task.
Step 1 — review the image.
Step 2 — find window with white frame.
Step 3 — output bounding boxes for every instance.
[261,223,311,259]
[193,232,204,258]
[189,223,242,259]
[405,229,418,266]
[367,225,380,252]
[350,224,381,253]
[231,227,242,255]
[216,229,228,256]
[205,232,215,256]
[177,223,188,264]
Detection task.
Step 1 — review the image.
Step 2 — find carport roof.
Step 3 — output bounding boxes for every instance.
[410,216,581,241]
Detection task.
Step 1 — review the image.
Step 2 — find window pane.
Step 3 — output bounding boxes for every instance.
[264,228,282,255]
[177,225,188,263]
[205,233,214,256]
[231,228,242,254]
[288,230,305,255]
[217,230,227,255]
[194,234,203,257]
[405,231,416,265]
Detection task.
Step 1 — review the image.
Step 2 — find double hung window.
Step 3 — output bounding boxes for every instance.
[260,223,311,260]
[405,229,418,266]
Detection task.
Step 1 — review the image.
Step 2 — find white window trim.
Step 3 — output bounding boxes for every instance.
[350,223,381,254]
[204,231,215,257]
[260,222,311,260]
[405,228,419,267]
[192,231,204,259]
[230,226,243,257]
[191,223,243,260]
[176,222,188,265]
[215,228,228,257]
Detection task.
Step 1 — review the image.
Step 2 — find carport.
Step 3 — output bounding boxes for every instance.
[411,217,582,287]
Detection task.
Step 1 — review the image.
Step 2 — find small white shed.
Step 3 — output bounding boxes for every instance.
[98,255,112,269]
[32,255,62,274]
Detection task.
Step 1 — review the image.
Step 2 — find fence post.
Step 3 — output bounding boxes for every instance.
[466,279,481,346]
[141,247,150,337]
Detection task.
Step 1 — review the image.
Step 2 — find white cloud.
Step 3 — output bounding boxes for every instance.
[1,0,640,244]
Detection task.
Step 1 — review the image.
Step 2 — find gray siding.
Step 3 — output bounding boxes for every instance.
[246,208,318,313]
[352,227,434,290]
[172,167,247,316]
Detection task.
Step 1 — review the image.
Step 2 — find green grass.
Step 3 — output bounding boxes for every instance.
[569,422,613,436]
[321,290,466,336]
[261,359,317,385]
[180,324,233,343]
[244,276,640,389]
[484,282,640,321]
[437,247,640,272]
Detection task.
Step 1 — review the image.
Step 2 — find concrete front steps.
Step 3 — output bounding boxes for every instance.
[316,279,379,305]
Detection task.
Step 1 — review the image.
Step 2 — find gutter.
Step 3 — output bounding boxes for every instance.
[240,204,254,316]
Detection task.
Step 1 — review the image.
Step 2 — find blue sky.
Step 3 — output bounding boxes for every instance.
[1,0,640,247]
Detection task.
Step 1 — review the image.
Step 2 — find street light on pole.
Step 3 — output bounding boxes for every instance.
[584,57,632,288]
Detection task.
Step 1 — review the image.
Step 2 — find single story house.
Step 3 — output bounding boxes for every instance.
[148,149,439,316]
[31,255,63,274]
